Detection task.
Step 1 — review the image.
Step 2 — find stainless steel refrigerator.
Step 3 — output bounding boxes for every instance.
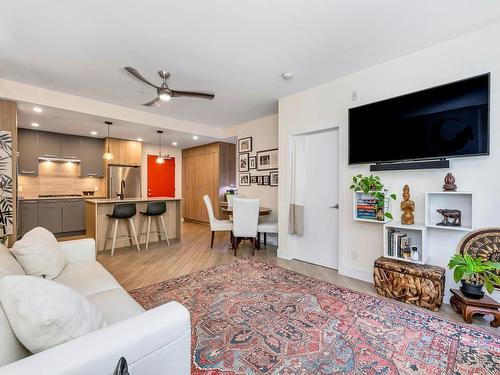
[107,165,141,199]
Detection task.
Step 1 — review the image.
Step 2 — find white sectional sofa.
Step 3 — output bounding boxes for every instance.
[0,238,191,375]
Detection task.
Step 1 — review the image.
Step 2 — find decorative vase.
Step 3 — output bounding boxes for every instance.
[460,280,485,299]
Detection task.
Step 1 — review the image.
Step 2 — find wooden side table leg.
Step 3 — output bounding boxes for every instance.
[450,296,462,315]
[463,305,475,324]
[491,312,500,328]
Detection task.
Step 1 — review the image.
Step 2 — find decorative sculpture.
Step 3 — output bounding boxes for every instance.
[437,209,462,227]
[400,185,415,225]
[443,173,457,191]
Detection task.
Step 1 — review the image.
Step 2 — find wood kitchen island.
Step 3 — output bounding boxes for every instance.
[85,197,182,252]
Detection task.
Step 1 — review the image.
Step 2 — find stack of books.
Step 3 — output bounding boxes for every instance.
[356,197,379,220]
[387,229,411,258]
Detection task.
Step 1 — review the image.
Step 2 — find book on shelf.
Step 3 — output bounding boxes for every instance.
[387,231,410,258]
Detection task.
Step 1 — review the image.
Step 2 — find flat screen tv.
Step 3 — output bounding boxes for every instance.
[348,74,490,165]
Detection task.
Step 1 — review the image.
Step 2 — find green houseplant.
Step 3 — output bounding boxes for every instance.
[448,254,500,299]
[349,174,397,220]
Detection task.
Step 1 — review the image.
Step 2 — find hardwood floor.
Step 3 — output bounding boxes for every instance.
[97,221,497,334]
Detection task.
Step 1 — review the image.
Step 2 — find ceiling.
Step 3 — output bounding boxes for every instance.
[17,102,223,149]
[2,1,500,128]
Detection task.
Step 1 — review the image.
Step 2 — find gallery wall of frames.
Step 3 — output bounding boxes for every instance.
[237,136,278,187]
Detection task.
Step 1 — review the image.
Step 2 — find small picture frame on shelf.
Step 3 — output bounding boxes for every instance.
[238,137,252,153]
[269,171,278,186]
[238,153,249,172]
[249,156,256,169]
[256,148,278,170]
[257,176,264,185]
[239,173,250,186]
[263,175,270,185]
[250,175,257,184]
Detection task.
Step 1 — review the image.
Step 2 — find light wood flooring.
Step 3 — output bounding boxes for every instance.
[97,221,498,334]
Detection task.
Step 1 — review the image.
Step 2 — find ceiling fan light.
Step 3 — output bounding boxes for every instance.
[159,92,171,101]
[156,156,165,164]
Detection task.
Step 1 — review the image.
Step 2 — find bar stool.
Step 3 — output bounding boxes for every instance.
[104,203,141,256]
[138,201,170,250]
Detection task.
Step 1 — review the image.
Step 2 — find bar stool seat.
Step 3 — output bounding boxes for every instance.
[104,203,141,256]
[138,201,170,250]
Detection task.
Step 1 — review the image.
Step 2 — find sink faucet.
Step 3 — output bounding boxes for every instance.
[117,180,126,200]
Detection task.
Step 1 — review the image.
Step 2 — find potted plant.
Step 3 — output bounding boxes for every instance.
[349,174,397,220]
[448,254,500,299]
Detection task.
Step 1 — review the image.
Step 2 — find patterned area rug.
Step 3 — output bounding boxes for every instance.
[129,259,500,374]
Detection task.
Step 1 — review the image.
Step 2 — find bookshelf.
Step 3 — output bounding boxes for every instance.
[383,221,428,264]
[425,191,474,232]
[353,192,392,224]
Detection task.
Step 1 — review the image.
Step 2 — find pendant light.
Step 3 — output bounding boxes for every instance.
[156,130,165,164]
[102,121,114,160]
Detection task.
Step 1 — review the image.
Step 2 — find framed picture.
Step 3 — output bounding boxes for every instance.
[256,148,278,170]
[239,173,250,186]
[238,153,249,172]
[257,176,264,185]
[269,171,278,187]
[250,176,257,184]
[238,137,252,153]
[263,175,270,185]
[249,156,256,169]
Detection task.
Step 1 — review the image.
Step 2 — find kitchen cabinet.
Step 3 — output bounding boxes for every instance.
[18,129,38,176]
[20,200,39,235]
[60,135,82,160]
[105,138,142,166]
[62,200,85,232]
[80,137,104,177]
[38,131,61,158]
[38,201,63,234]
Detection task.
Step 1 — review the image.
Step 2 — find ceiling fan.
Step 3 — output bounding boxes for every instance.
[124,66,215,107]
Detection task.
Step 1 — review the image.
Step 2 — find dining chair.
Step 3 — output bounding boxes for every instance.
[203,195,233,248]
[227,194,246,209]
[232,198,260,256]
[257,219,278,247]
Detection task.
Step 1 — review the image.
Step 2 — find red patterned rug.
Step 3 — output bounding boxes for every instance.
[129,259,499,374]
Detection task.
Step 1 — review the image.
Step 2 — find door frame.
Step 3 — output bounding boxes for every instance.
[288,126,342,270]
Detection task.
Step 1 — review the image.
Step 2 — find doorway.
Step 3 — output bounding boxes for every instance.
[290,129,339,269]
[147,155,176,197]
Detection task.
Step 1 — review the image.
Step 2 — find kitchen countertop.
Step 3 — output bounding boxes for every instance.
[85,197,181,204]
[19,196,106,201]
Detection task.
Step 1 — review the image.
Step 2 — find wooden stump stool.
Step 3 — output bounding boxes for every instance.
[450,289,500,328]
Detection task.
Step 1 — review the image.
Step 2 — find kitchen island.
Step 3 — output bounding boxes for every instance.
[85,197,182,252]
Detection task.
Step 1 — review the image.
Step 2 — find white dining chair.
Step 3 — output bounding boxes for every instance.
[227,194,246,209]
[203,195,233,248]
[257,219,278,247]
[232,198,260,256]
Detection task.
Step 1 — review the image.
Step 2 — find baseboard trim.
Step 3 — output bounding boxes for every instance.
[339,264,374,284]
[277,248,293,260]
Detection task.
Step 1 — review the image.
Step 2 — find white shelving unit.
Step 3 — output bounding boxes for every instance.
[353,192,392,224]
[383,221,428,264]
[425,191,474,232]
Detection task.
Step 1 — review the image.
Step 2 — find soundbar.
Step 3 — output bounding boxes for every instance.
[370,159,450,171]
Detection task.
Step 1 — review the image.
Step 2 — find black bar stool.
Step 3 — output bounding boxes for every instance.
[138,201,170,250]
[104,203,141,256]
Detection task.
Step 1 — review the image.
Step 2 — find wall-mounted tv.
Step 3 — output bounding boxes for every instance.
[348,74,490,165]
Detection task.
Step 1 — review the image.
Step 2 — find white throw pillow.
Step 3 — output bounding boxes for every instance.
[0,275,106,353]
[11,227,66,279]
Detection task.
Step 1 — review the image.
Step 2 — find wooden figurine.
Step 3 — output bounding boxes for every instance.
[443,173,457,191]
[400,184,415,225]
[437,209,462,226]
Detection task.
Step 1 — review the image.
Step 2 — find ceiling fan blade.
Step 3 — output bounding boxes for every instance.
[142,97,160,106]
[124,67,160,89]
[171,90,215,100]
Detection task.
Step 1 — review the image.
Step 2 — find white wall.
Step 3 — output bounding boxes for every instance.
[279,23,500,301]
[225,115,279,243]
[141,144,182,199]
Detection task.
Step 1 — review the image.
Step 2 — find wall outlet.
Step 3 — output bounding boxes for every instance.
[351,91,358,101]
[351,249,358,261]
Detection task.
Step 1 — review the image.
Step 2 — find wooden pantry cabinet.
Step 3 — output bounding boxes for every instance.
[182,142,235,223]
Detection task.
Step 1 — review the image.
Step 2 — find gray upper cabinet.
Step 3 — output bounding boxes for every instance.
[38,131,61,158]
[18,129,39,176]
[80,138,104,177]
[60,135,82,160]
[38,200,63,234]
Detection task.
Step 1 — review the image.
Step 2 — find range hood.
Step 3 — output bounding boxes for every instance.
[38,156,81,163]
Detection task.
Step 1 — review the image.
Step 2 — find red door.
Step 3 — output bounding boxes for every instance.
[147,155,176,197]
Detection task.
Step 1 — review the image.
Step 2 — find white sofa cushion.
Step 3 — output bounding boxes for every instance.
[87,288,144,325]
[0,244,25,279]
[55,261,121,297]
[0,275,106,354]
[11,227,66,279]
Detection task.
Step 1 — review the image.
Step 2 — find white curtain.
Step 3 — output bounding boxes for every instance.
[288,135,307,236]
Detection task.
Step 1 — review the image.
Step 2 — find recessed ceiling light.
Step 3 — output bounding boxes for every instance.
[31,122,40,127]
[90,131,98,135]
[192,135,199,140]
[281,72,294,81]
[172,141,178,146]
[136,138,143,142]
[33,107,42,113]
